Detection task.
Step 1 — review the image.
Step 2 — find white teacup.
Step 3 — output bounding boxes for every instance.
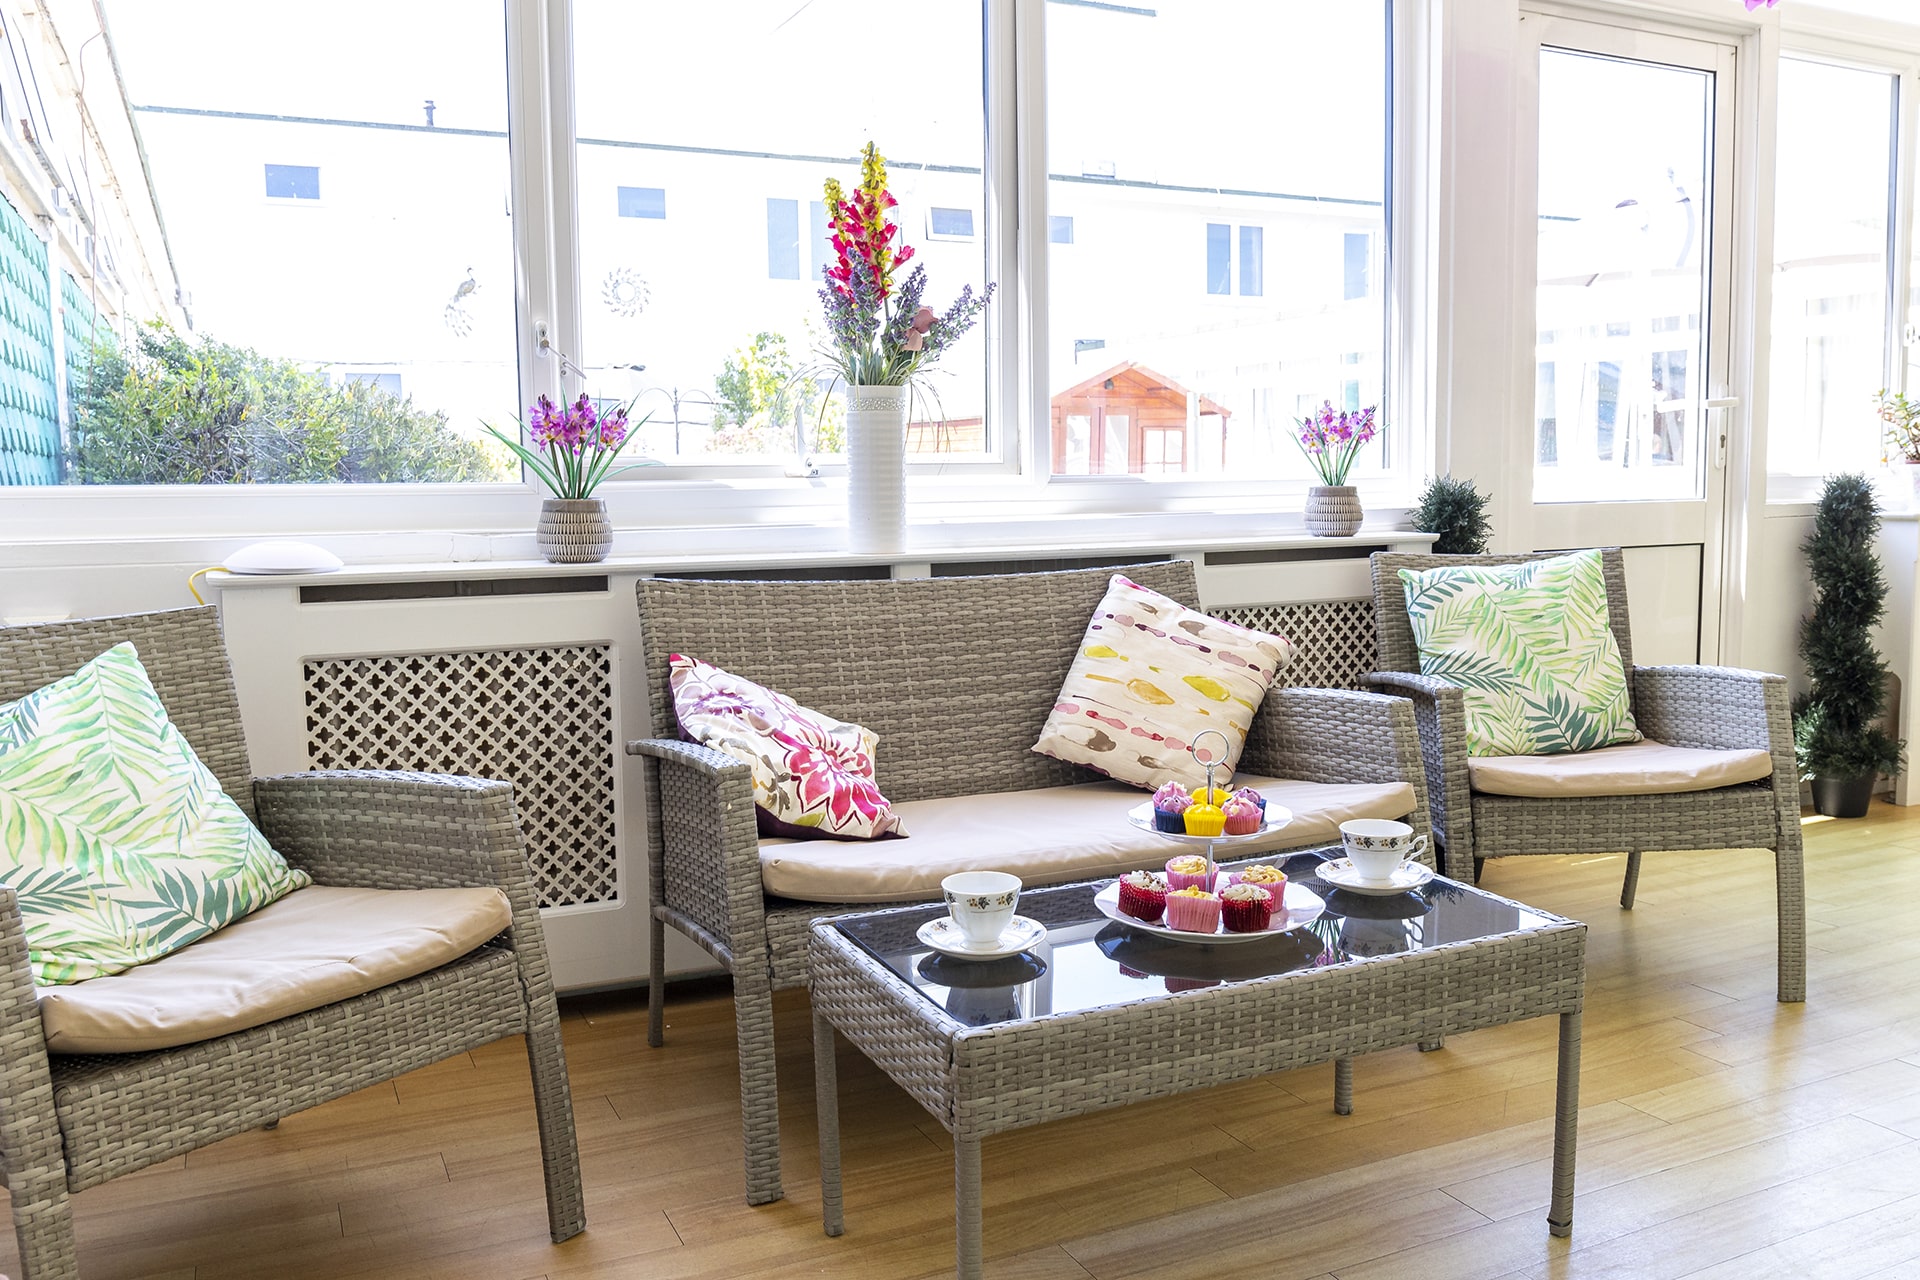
[941,871,1022,945]
[1340,819,1428,884]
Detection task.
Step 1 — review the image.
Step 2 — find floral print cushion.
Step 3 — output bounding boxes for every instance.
[1397,549,1641,757]
[669,655,907,841]
[1032,574,1297,790]
[0,643,311,986]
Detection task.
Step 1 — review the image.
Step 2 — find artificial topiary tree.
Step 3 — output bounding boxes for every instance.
[1794,472,1904,813]
[1410,473,1494,554]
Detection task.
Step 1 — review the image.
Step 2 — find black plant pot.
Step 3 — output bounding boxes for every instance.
[1810,771,1876,819]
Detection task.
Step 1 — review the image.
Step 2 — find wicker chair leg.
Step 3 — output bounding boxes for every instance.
[1777,843,1807,1003]
[1333,1058,1353,1115]
[734,963,785,1205]
[524,1009,586,1242]
[10,1175,79,1280]
[647,914,668,1049]
[1418,1038,1444,1052]
[1472,856,1486,884]
[1620,851,1642,910]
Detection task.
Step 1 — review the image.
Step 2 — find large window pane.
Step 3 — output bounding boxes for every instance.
[1534,48,1713,503]
[2,3,521,486]
[572,2,989,466]
[1045,2,1388,479]
[1770,58,1894,479]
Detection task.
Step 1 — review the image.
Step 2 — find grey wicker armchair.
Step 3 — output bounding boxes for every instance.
[0,608,584,1278]
[1367,549,1805,1003]
[630,560,1435,1205]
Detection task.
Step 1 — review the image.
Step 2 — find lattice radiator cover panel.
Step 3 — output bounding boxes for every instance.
[303,646,617,908]
[1216,599,1378,690]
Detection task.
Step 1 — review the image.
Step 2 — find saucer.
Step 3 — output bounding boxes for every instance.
[1316,857,1434,896]
[917,914,1047,960]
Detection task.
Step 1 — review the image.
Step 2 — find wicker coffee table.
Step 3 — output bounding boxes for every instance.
[808,848,1587,1279]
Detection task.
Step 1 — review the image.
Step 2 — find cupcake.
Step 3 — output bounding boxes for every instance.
[1232,863,1288,905]
[1231,786,1267,815]
[1222,792,1264,836]
[1220,882,1275,932]
[1184,802,1226,838]
[1165,854,1215,892]
[1117,870,1169,923]
[1164,886,1222,933]
[1150,781,1193,833]
[1194,787,1233,807]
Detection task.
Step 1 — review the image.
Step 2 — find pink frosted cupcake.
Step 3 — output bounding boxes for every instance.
[1151,781,1193,833]
[1165,886,1222,933]
[1219,883,1275,933]
[1165,854,1215,892]
[1221,792,1264,836]
[1231,786,1267,815]
[1117,870,1169,923]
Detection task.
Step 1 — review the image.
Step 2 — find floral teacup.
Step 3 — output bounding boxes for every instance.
[1339,819,1428,884]
[941,871,1022,945]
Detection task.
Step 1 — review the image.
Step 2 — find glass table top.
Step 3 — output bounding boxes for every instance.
[833,849,1559,1029]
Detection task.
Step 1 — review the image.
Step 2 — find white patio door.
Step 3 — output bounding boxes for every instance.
[1523,16,1740,664]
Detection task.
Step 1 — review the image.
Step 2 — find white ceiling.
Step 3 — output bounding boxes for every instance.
[1795,0,1920,25]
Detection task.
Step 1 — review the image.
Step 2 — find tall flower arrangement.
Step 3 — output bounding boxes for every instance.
[484,393,655,499]
[1294,402,1379,486]
[816,142,993,391]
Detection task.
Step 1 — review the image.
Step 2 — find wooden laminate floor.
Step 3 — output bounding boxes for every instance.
[15,804,1920,1279]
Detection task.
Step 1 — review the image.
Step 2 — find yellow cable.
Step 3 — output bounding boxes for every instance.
[186,566,221,605]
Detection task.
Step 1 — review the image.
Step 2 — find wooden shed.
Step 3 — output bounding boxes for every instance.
[1049,362,1231,474]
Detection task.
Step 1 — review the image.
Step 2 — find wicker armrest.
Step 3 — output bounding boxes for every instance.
[0,886,63,1188]
[625,737,760,964]
[1363,670,1473,871]
[1631,664,1792,755]
[253,770,532,897]
[1239,687,1433,846]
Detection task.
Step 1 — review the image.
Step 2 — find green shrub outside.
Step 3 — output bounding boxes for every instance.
[66,323,509,484]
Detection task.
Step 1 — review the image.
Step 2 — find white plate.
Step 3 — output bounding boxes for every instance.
[1315,857,1435,896]
[916,914,1048,961]
[1093,879,1324,943]
[1127,800,1294,845]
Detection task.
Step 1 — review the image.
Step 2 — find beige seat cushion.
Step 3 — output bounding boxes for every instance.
[759,776,1417,903]
[39,885,512,1054]
[1467,739,1775,799]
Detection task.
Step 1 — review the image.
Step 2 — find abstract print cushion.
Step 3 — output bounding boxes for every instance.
[0,643,311,986]
[1033,574,1296,790]
[669,655,907,841]
[1398,549,1641,757]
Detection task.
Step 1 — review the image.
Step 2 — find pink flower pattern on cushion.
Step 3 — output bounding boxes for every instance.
[669,655,907,841]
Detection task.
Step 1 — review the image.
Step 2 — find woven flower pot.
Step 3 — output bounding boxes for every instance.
[1305,485,1363,537]
[536,498,612,564]
[845,384,909,555]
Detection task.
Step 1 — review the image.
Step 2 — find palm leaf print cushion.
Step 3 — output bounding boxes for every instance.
[0,643,310,985]
[1398,550,1640,757]
[1033,574,1296,789]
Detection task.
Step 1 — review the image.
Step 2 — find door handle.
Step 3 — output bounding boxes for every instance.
[1706,398,1738,469]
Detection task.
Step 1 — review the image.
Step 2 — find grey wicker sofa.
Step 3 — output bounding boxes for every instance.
[0,608,584,1278]
[1367,548,1805,1003]
[629,559,1434,1205]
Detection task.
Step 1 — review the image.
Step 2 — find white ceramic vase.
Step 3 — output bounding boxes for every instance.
[845,383,909,555]
[1305,485,1363,537]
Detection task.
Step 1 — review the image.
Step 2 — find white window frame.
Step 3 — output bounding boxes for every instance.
[1764,25,1920,504]
[1,0,1417,542]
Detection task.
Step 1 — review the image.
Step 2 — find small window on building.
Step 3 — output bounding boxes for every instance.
[766,198,800,280]
[927,207,975,239]
[617,186,666,219]
[1238,226,1263,297]
[346,372,402,396]
[1206,223,1230,295]
[264,164,319,200]
[1344,232,1371,300]
[1049,215,1074,244]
